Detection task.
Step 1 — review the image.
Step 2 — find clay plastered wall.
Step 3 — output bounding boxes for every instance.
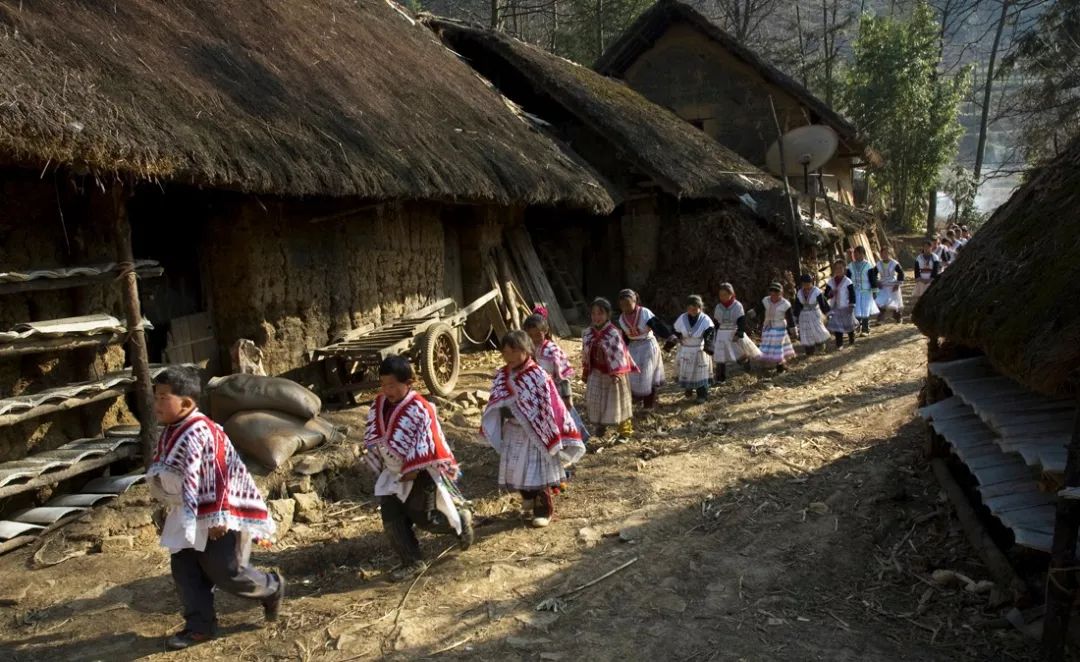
[0,173,129,462]
[204,200,448,376]
[623,26,855,204]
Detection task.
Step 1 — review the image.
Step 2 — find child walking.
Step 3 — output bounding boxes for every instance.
[364,356,473,581]
[792,274,832,355]
[582,298,636,440]
[669,294,715,403]
[874,246,906,323]
[712,283,761,383]
[758,284,797,373]
[482,331,585,527]
[523,313,590,448]
[847,246,879,335]
[912,241,941,302]
[147,367,283,651]
[616,289,666,410]
[824,260,858,349]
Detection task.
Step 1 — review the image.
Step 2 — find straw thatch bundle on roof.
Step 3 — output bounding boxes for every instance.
[913,137,1080,397]
[0,0,614,210]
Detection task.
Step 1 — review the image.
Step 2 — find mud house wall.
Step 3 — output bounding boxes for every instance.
[203,198,455,378]
[621,24,856,205]
[0,171,129,463]
[620,196,661,294]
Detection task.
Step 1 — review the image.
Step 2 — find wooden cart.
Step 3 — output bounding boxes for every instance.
[313,289,500,401]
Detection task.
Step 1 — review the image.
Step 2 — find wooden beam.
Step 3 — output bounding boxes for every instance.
[1043,405,1080,661]
[0,333,122,358]
[111,184,156,469]
[0,388,128,428]
[0,446,137,500]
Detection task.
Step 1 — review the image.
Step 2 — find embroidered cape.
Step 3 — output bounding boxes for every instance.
[674,312,714,339]
[481,359,584,463]
[364,391,458,477]
[582,322,637,380]
[618,306,656,340]
[537,338,574,381]
[148,412,274,544]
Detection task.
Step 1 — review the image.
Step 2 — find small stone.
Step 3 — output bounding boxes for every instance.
[515,611,559,632]
[653,592,687,614]
[451,413,470,428]
[294,456,328,475]
[288,476,313,494]
[808,502,830,515]
[507,636,551,651]
[766,617,786,626]
[267,499,296,538]
[540,653,565,661]
[577,527,602,547]
[293,492,324,524]
[100,535,134,553]
[473,390,490,405]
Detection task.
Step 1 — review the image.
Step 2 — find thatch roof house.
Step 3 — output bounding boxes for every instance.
[426,17,878,314]
[594,0,880,207]
[0,0,616,464]
[914,137,1080,398]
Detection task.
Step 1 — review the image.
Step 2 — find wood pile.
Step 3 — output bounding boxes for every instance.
[481,225,571,338]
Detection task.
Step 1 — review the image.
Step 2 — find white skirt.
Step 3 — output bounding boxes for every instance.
[913,280,932,299]
[759,326,796,364]
[797,310,832,346]
[676,344,712,389]
[853,290,879,318]
[627,337,664,397]
[713,327,762,363]
[875,285,903,310]
[498,421,565,491]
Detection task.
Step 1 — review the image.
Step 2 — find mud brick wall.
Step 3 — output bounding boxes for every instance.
[0,173,129,462]
[203,199,451,377]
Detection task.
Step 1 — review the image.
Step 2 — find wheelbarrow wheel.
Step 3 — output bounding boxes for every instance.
[420,322,460,398]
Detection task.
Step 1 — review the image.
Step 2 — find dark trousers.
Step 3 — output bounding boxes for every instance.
[520,488,554,518]
[170,531,279,635]
[380,471,456,564]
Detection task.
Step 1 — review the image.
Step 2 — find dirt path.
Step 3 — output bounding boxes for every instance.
[0,324,1039,661]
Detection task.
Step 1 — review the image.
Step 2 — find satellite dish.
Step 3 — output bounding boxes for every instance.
[766,125,839,176]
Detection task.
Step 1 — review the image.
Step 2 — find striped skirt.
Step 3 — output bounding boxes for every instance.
[797,310,832,347]
[826,307,857,333]
[676,345,712,389]
[586,372,633,425]
[627,337,664,398]
[759,326,796,364]
[497,421,565,492]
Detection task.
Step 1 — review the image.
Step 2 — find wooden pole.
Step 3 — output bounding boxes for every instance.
[111,182,156,469]
[767,96,802,279]
[1042,404,1080,661]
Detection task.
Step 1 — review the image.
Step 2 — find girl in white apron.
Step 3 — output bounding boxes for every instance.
[847,246,879,335]
[793,274,832,354]
[824,260,857,349]
[616,289,667,410]
[758,284,796,373]
[874,247,906,323]
[668,295,714,403]
[712,282,760,382]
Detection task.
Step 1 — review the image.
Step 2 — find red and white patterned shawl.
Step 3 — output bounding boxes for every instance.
[482,359,582,455]
[581,322,637,380]
[618,305,655,340]
[149,411,274,543]
[364,391,458,477]
[537,339,574,381]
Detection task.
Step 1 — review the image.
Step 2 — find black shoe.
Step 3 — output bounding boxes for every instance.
[458,508,474,551]
[263,571,285,622]
[776,364,786,374]
[166,629,214,650]
[683,389,694,399]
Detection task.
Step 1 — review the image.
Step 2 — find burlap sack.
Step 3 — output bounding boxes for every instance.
[207,374,321,423]
[225,410,322,469]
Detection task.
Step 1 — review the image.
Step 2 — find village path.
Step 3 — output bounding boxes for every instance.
[0,324,1040,661]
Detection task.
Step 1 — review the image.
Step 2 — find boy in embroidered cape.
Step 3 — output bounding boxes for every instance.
[147,367,283,651]
[482,331,585,527]
[364,356,473,581]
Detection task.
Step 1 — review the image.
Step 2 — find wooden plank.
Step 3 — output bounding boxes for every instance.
[0,333,122,358]
[402,298,455,321]
[984,491,1056,514]
[0,388,128,428]
[0,265,163,295]
[977,479,1040,499]
[505,227,570,337]
[0,446,138,500]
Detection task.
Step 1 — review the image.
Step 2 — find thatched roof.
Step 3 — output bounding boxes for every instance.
[595,0,880,166]
[425,16,778,201]
[913,137,1080,397]
[0,0,614,210]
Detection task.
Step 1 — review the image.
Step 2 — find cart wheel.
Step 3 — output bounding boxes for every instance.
[420,322,460,397]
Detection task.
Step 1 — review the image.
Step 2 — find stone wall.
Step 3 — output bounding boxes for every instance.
[0,172,129,462]
[203,199,451,378]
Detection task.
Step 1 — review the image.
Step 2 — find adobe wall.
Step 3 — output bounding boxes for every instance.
[622,25,856,204]
[0,172,129,462]
[202,199,451,379]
